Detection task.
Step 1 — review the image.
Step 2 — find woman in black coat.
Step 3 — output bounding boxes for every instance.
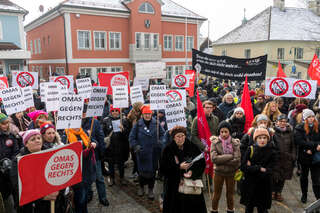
[294,109,320,203]
[160,126,207,213]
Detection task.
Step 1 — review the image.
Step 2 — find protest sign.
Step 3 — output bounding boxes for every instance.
[98,72,129,95]
[135,62,166,79]
[76,78,92,99]
[86,86,107,117]
[45,82,60,112]
[56,95,84,130]
[0,87,25,115]
[0,76,8,90]
[112,120,121,132]
[172,74,190,88]
[22,86,34,109]
[165,100,186,130]
[130,85,144,105]
[40,82,47,102]
[265,77,317,99]
[150,85,167,110]
[133,77,149,91]
[185,70,195,97]
[59,84,69,96]
[50,75,74,91]
[18,142,82,206]
[112,86,129,108]
[12,71,39,89]
[192,49,267,81]
[166,89,187,107]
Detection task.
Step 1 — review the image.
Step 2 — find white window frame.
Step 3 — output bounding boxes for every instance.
[221,49,227,56]
[111,66,123,73]
[138,2,155,14]
[93,31,107,50]
[163,35,173,51]
[38,38,41,54]
[109,32,121,50]
[153,33,159,50]
[175,35,184,51]
[277,48,285,60]
[96,67,109,74]
[186,36,193,51]
[174,66,184,75]
[79,67,92,76]
[77,30,91,50]
[34,39,37,54]
[136,32,142,49]
[144,33,151,50]
[9,64,20,71]
[244,49,251,59]
[166,66,173,80]
[56,67,65,75]
[294,48,303,59]
[30,40,33,55]
[0,21,3,40]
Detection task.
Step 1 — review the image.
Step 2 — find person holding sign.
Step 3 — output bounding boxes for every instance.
[160,126,207,213]
[102,105,130,186]
[10,130,61,212]
[129,105,165,200]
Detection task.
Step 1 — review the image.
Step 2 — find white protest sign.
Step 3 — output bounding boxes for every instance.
[50,75,74,92]
[133,78,149,91]
[265,77,317,99]
[59,84,69,96]
[165,100,186,130]
[22,86,34,109]
[112,86,129,108]
[150,85,167,110]
[130,85,144,105]
[166,89,187,107]
[56,95,84,130]
[112,119,121,132]
[172,74,190,88]
[76,78,92,99]
[40,82,47,102]
[0,87,25,115]
[45,82,60,112]
[86,86,107,117]
[135,62,166,79]
[11,71,39,90]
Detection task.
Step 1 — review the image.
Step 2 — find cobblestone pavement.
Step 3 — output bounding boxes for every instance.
[88,162,317,213]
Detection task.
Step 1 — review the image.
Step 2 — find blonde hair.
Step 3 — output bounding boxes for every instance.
[251,114,272,128]
[262,101,281,122]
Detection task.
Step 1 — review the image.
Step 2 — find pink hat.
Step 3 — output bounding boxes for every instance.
[20,129,41,146]
[27,110,48,122]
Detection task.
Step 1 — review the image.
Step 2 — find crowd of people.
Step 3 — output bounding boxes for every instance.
[0,77,320,213]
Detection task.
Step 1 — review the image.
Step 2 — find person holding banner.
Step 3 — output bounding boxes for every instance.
[65,128,97,213]
[129,105,165,200]
[10,129,60,212]
[160,126,207,213]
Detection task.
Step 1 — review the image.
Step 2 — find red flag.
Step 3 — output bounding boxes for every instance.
[196,90,213,177]
[308,54,320,86]
[277,60,287,78]
[240,76,254,133]
[185,70,195,97]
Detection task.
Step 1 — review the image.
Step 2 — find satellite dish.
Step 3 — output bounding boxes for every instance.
[39,5,44,13]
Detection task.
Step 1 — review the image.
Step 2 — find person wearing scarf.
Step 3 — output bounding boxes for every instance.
[210,121,241,213]
[65,128,96,213]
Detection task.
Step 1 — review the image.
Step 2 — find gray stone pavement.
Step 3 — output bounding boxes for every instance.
[88,161,317,213]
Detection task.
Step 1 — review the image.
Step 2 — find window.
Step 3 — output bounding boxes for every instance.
[94,31,106,50]
[144,34,151,49]
[78,31,91,49]
[30,40,33,55]
[0,21,2,40]
[164,35,172,51]
[174,66,184,75]
[175,36,184,51]
[96,67,108,74]
[109,32,121,50]
[43,37,46,47]
[56,67,65,75]
[48,36,50,45]
[277,48,284,59]
[136,33,142,49]
[153,34,159,49]
[186,36,193,51]
[294,48,303,59]
[138,2,154,14]
[39,66,43,79]
[9,64,20,71]
[79,68,92,76]
[185,65,192,70]
[221,49,227,56]
[34,40,37,54]
[244,49,251,58]
[316,48,320,57]
[111,66,123,72]
[166,66,173,80]
[38,39,41,54]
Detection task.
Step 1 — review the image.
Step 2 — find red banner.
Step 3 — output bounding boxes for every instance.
[0,76,8,90]
[196,91,213,177]
[277,60,287,78]
[240,76,254,133]
[18,142,82,206]
[308,54,320,86]
[98,72,129,95]
[185,70,195,97]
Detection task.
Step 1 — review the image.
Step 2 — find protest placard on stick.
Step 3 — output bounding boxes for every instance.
[0,87,25,115]
[86,86,107,117]
[112,86,129,108]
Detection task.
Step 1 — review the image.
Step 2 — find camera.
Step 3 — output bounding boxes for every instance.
[0,158,12,174]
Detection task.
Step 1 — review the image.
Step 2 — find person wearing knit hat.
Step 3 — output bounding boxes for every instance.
[253,127,270,143]
[0,113,8,123]
[217,120,232,134]
[233,107,245,117]
[170,126,187,139]
[110,104,120,114]
[253,114,270,128]
[40,122,63,149]
[140,105,152,114]
[20,129,42,148]
[228,107,246,140]
[27,110,48,129]
[302,109,315,120]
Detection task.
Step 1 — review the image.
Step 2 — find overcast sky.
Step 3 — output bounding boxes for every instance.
[12,0,304,40]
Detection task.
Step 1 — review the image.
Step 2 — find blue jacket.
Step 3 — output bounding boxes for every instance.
[129,118,165,173]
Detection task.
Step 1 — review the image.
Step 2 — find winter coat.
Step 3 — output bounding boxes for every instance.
[227,116,245,140]
[160,139,207,213]
[129,118,164,175]
[82,117,106,161]
[210,136,241,176]
[218,102,236,120]
[240,143,277,209]
[273,125,296,181]
[103,116,130,164]
[191,114,219,151]
[212,108,224,123]
[42,132,64,150]
[295,123,320,165]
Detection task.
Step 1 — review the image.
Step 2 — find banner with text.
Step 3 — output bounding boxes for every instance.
[86,87,107,117]
[112,86,129,108]
[22,86,34,109]
[0,87,25,115]
[165,100,187,130]
[76,78,92,99]
[150,85,167,110]
[98,72,129,95]
[135,62,166,79]
[45,82,60,112]
[133,78,149,91]
[192,49,267,81]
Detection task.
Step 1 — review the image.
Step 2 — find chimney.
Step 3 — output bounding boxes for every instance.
[309,0,320,16]
[274,0,285,11]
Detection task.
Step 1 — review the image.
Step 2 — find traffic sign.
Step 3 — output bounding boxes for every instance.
[293,80,312,98]
[269,78,288,96]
